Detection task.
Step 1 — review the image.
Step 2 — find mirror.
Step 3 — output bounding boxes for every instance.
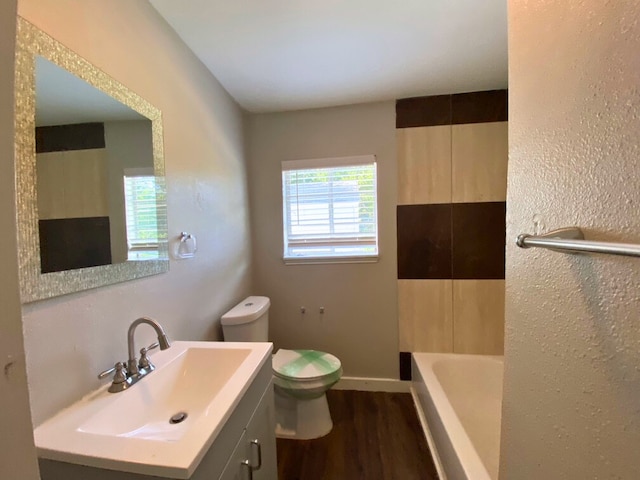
[15,18,169,303]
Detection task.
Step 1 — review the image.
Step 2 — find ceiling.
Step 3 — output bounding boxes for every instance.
[150,1,508,113]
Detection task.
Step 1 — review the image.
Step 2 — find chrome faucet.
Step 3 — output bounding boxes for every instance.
[98,317,170,393]
[127,317,171,376]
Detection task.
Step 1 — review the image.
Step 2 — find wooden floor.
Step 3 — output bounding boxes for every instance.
[276,390,439,480]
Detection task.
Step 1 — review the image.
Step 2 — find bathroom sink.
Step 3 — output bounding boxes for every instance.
[79,346,252,440]
[34,341,272,478]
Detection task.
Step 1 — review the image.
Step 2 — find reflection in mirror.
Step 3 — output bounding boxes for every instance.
[15,17,168,302]
[35,58,162,273]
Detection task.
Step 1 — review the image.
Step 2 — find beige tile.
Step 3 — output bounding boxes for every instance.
[453,280,505,354]
[398,280,453,353]
[397,125,451,205]
[452,121,508,203]
[36,149,109,220]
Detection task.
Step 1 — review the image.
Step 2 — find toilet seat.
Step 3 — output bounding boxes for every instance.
[272,349,341,382]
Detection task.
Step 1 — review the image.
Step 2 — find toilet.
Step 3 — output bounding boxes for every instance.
[221,296,342,440]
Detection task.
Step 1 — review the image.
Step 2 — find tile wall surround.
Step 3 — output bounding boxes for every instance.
[396,90,508,379]
[36,122,105,153]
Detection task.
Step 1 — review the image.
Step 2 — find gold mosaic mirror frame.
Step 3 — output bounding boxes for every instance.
[15,18,169,303]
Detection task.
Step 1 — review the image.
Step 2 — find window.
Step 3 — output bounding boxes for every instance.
[281,155,378,263]
[123,172,163,260]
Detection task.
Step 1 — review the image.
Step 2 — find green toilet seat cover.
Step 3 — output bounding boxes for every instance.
[273,349,342,380]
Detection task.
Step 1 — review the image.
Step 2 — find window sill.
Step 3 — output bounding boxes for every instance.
[283,255,379,266]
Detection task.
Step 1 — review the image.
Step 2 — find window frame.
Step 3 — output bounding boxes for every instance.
[281,155,379,265]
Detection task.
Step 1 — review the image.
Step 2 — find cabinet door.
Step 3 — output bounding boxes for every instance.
[243,382,278,480]
[219,430,252,480]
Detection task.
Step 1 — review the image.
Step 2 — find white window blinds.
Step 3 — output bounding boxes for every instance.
[123,175,162,257]
[281,155,378,261]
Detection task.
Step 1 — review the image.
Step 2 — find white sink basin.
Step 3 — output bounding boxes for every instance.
[34,341,272,478]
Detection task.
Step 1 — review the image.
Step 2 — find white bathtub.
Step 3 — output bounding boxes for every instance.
[411,353,504,480]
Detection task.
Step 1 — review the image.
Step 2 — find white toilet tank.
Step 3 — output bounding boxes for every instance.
[221,296,270,342]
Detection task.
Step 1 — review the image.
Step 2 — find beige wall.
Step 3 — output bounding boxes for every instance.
[502,1,640,478]
[19,0,252,426]
[247,102,399,379]
[0,0,40,478]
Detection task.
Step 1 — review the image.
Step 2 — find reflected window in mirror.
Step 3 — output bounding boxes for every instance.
[124,169,166,261]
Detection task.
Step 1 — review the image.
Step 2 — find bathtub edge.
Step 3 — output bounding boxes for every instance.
[410,384,447,480]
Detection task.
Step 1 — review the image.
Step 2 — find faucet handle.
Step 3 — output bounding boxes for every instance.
[138,343,159,371]
[98,362,127,382]
[141,342,159,354]
[101,363,131,393]
[98,362,118,379]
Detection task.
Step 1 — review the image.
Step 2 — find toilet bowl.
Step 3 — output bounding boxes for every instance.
[272,348,342,439]
[221,296,343,440]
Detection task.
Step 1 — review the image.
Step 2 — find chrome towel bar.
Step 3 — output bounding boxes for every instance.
[516,227,640,258]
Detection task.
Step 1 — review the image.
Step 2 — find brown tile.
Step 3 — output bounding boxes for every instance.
[36,122,105,153]
[452,121,509,203]
[38,217,112,273]
[397,125,452,205]
[399,352,412,380]
[453,280,505,354]
[397,204,452,279]
[452,90,508,125]
[452,202,505,279]
[396,94,451,128]
[398,279,453,353]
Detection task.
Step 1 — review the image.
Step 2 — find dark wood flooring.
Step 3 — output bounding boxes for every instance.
[276,390,439,480]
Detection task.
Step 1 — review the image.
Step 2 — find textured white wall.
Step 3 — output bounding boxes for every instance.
[247,102,399,379]
[502,1,640,478]
[18,0,252,426]
[0,2,41,478]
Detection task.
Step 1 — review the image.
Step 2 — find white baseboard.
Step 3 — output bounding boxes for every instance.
[333,376,411,393]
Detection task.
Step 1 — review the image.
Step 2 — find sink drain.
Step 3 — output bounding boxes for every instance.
[169,412,188,424]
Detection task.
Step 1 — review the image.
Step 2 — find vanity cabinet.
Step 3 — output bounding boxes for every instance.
[39,357,278,480]
[219,383,277,480]
[209,377,278,480]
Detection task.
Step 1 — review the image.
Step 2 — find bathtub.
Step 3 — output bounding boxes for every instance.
[411,353,504,480]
